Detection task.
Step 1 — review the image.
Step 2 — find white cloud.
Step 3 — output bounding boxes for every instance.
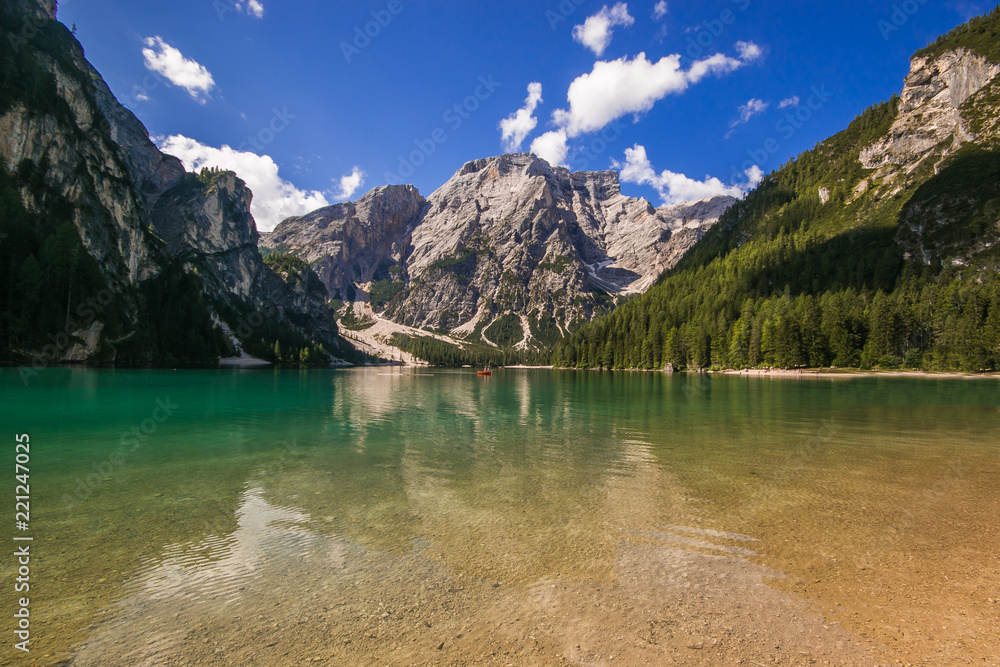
[499,82,543,153]
[550,47,756,138]
[725,98,769,138]
[686,52,745,83]
[235,0,264,18]
[744,164,764,187]
[778,96,800,109]
[553,53,684,136]
[735,40,763,62]
[142,37,216,103]
[616,144,762,205]
[733,98,769,126]
[572,3,635,57]
[530,130,569,168]
[333,166,366,201]
[652,1,668,20]
[158,135,330,232]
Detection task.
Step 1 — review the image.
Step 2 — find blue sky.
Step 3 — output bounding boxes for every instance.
[58,0,994,231]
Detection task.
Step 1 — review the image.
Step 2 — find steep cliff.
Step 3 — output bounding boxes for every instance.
[0,0,351,365]
[859,49,1000,185]
[149,170,343,351]
[262,185,425,300]
[857,15,1000,268]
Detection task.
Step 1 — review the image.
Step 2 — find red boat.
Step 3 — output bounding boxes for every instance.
[477,367,493,376]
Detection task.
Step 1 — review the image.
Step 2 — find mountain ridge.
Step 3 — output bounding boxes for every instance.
[0,0,359,366]
[554,7,1000,372]
[263,152,736,355]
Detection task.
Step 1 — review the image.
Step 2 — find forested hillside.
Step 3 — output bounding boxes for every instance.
[0,2,359,367]
[553,9,1000,372]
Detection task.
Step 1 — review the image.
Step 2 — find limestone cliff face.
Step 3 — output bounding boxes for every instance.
[406,155,732,293]
[266,153,733,349]
[151,173,262,299]
[860,49,1000,182]
[262,185,425,299]
[0,1,343,360]
[857,46,1000,267]
[8,0,55,21]
[0,10,161,299]
[152,172,341,346]
[393,154,733,342]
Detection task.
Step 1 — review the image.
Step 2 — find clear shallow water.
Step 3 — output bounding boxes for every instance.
[2,368,998,665]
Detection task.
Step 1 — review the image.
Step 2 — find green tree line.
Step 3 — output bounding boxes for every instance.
[552,275,1000,372]
[391,334,549,367]
[554,61,1000,373]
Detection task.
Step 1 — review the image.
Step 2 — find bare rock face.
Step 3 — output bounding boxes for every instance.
[8,0,56,21]
[394,154,733,341]
[261,185,425,299]
[0,3,344,359]
[860,49,1000,179]
[268,153,733,349]
[629,195,737,292]
[89,75,187,210]
[0,19,160,288]
[149,172,342,349]
[152,173,261,299]
[856,46,1000,268]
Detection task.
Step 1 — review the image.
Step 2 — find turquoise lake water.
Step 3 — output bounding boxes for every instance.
[1,368,998,665]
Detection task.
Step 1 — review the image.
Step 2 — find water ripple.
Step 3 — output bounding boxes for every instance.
[124,486,314,606]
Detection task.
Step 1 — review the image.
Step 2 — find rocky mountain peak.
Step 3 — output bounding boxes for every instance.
[265,151,735,352]
[448,152,623,202]
[456,152,549,178]
[848,34,1000,268]
[151,171,257,266]
[262,183,425,300]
